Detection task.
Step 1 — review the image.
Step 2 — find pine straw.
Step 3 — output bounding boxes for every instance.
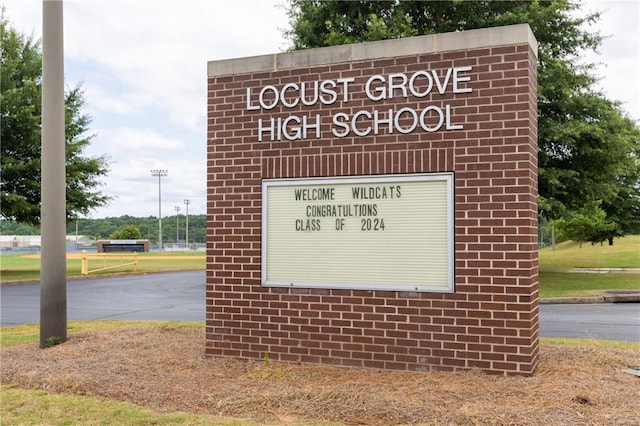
[2,325,639,425]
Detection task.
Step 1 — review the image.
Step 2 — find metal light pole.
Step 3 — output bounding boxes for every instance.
[183,199,190,247]
[150,169,167,251]
[75,216,78,251]
[174,205,180,244]
[40,0,67,348]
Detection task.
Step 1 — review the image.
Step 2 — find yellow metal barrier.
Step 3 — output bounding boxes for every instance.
[81,251,139,275]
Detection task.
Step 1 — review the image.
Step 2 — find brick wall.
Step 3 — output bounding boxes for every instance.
[206,25,539,375]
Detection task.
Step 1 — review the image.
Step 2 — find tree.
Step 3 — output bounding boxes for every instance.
[557,201,614,248]
[1,12,111,226]
[284,0,640,237]
[109,225,143,240]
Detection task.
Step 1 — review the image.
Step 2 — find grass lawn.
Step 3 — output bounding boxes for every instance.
[539,272,639,298]
[0,252,205,283]
[0,385,249,426]
[539,234,640,269]
[538,234,639,297]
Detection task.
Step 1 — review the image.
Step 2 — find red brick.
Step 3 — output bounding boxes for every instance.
[207,32,538,375]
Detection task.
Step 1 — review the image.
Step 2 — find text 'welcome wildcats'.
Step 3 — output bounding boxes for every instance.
[293,185,401,232]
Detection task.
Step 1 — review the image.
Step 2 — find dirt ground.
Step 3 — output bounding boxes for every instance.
[2,325,639,425]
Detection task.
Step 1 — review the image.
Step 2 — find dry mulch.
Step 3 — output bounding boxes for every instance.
[2,325,639,425]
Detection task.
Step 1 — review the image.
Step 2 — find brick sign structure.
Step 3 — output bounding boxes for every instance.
[206,24,539,375]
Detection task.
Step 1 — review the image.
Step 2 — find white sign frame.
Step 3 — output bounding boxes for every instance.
[261,173,455,292]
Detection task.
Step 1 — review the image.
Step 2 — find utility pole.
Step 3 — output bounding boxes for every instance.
[174,205,180,244]
[184,199,190,247]
[150,169,167,251]
[40,0,67,348]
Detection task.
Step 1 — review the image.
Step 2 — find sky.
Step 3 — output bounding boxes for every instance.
[2,0,639,219]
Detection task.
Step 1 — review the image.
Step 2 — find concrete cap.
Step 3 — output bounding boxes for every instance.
[208,24,537,77]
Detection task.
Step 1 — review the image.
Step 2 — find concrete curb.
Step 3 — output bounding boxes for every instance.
[540,294,640,304]
[541,268,640,274]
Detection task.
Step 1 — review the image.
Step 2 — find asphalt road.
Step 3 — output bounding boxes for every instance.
[2,271,639,341]
[539,303,640,341]
[1,271,205,325]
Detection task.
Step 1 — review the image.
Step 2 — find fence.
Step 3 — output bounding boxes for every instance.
[80,252,138,276]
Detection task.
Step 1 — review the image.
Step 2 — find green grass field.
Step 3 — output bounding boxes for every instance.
[0,385,249,426]
[538,234,639,298]
[539,272,639,298]
[0,252,205,283]
[539,234,640,269]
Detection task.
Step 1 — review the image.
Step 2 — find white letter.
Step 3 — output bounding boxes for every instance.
[246,87,260,111]
[365,75,386,101]
[320,80,337,105]
[419,106,445,132]
[352,110,372,137]
[281,83,300,108]
[432,68,453,95]
[445,104,463,130]
[394,107,419,134]
[337,77,355,102]
[408,71,433,98]
[283,116,301,140]
[259,85,279,110]
[258,118,276,142]
[332,113,350,137]
[373,109,393,134]
[388,73,408,99]
[301,81,319,106]
[302,114,321,139]
[453,66,473,93]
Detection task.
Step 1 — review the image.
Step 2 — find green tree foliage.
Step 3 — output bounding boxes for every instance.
[286,1,535,49]
[0,219,40,235]
[1,12,111,226]
[557,201,615,247]
[109,225,143,240]
[284,0,640,237]
[1,214,208,243]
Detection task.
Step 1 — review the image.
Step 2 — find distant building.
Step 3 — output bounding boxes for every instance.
[96,240,150,252]
[0,235,97,252]
[0,235,41,250]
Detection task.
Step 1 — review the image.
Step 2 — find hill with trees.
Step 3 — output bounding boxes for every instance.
[0,215,207,245]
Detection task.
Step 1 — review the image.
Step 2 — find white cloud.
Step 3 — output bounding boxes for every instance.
[61,1,289,132]
[89,156,206,218]
[580,0,640,120]
[105,127,186,152]
[2,0,638,219]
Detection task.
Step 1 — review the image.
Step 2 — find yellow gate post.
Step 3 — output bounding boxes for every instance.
[81,250,88,275]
